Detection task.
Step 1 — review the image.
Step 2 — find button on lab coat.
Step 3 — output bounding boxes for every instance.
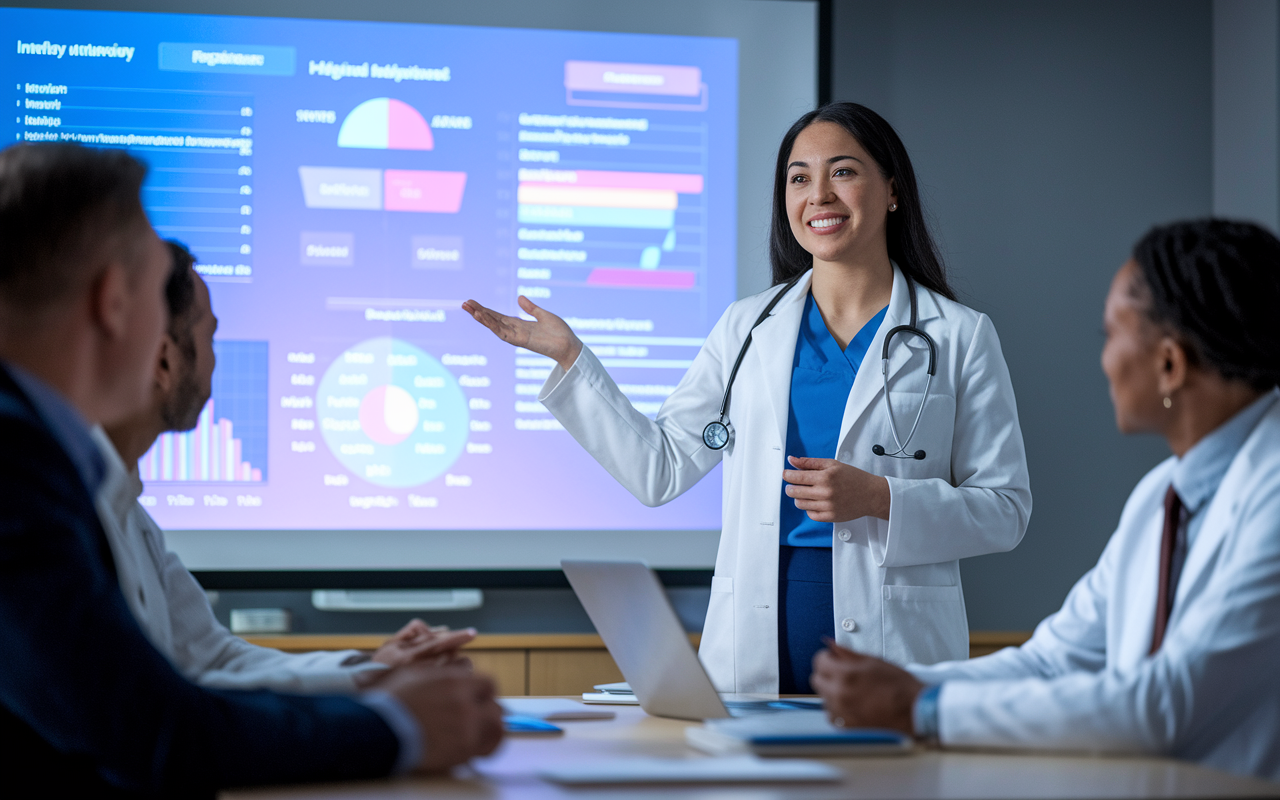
[540,265,1031,692]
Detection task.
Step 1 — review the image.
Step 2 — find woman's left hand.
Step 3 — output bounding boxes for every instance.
[783,456,891,522]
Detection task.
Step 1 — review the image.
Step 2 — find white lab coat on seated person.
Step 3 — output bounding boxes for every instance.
[90,427,384,693]
[539,265,1032,693]
[908,392,1280,780]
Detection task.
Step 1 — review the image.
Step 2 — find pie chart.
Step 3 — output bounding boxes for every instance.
[317,337,468,487]
[337,98,434,151]
[358,384,419,445]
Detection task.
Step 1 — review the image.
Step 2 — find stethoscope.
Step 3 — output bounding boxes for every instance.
[702,273,938,460]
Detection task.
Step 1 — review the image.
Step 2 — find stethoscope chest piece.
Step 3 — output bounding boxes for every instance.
[703,420,729,450]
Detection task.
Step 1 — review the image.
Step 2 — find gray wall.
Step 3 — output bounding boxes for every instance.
[830,1,1215,629]
[1214,0,1280,228]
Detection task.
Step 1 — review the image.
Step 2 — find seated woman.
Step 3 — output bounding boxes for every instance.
[809,218,1280,780]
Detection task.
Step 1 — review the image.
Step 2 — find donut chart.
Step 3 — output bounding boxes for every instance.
[317,337,468,487]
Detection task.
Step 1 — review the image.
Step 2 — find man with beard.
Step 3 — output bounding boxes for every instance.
[95,242,476,693]
[0,143,502,797]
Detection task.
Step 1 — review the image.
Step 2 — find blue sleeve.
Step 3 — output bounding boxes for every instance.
[913,684,941,741]
[0,407,399,795]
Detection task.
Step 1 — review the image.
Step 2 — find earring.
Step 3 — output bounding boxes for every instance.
[889,203,898,212]
[1163,396,1172,409]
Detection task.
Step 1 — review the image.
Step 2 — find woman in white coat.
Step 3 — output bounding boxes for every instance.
[464,103,1032,694]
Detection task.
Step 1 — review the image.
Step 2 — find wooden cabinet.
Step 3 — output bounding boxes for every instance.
[244,631,1031,696]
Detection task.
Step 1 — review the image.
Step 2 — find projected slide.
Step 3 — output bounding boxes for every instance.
[2,7,737,531]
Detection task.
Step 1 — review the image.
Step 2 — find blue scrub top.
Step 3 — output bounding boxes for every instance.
[780,293,888,547]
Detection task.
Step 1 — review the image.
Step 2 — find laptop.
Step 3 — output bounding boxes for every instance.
[561,559,822,721]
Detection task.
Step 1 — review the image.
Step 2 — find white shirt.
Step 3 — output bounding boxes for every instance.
[910,390,1280,780]
[90,427,384,693]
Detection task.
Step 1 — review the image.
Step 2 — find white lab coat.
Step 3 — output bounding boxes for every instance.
[540,265,1032,692]
[909,393,1280,781]
[89,427,384,693]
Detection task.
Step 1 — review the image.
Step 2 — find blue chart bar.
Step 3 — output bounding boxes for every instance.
[210,340,269,476]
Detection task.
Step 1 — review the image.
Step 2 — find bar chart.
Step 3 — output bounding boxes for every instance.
[507,105,713,430]
[140,341,268,483]
[140,399,264,482]
[516,168,703,290]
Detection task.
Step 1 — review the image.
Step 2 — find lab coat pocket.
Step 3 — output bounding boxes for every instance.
[871,392,956,480]
[699,576,735,691]
[880,584,967,666]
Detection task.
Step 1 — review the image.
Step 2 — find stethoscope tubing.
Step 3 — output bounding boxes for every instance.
[703,273,938,458]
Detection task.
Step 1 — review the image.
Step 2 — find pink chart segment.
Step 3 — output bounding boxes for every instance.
[587,268,697,289]
[299,166,466,213]
[385,170,467,213]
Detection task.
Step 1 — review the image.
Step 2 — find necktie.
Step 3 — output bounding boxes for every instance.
[1149,485,1184,655]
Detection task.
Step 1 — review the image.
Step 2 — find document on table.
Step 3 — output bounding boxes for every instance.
[686,710,914,756]
[500,698,616,720]
[539,755,843,785]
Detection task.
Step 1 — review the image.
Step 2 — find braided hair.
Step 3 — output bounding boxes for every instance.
[1132,219,1280,391]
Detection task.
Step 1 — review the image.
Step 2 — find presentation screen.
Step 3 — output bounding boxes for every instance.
[3,2,816,571]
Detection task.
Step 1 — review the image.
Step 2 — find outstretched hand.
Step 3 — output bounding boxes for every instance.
[462,296,582,371]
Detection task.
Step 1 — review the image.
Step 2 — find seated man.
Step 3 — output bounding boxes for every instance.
[94,241,474,693]
[810,219,1280,780]
[0,142,502,796]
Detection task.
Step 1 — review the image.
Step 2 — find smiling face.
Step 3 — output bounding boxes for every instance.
[785,121,897,268]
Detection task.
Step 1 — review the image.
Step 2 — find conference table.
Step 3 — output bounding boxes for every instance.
[225,701,1279,799]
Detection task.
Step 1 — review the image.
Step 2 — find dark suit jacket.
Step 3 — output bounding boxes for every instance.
[0,365,399,797]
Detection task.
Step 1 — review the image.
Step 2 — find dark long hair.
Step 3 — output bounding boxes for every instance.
[768,102,953,300]
[1132,219,1280,391]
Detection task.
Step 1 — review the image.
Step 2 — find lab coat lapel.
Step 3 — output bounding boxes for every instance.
[837,264,940,446]
[1166,403,1280,640]
[750,272,811,450]
[1169,428,1256,622]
